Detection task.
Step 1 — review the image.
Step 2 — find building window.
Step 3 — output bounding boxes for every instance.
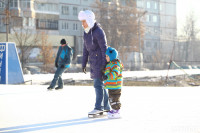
[73,7,78,16]
[35,3,58,12]
[62,21,68,30]
[28,18,34,27]
[23,17,34,27]
[62,6,69,15]
[154,2,157,9]
[146,15,152,22]
[137,0,144,8]
[20,0,30,9]
[23,17,29,26]
[160,4,162,11]
[36,19,58,30]
[147,2,150,9]
[153,15,157,22]
[0,1,5,8]
[10,0,18,8]
[73,23,78,30]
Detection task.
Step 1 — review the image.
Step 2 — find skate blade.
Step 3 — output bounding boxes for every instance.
[107,115,121,119]
[88,113,105,118]
[108,116,121,119]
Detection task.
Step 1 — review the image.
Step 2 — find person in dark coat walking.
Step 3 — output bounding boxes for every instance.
[78,10,110,115]
[47,39,73,90]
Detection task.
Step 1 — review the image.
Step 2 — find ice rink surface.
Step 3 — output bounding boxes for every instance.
[0,85,200,133]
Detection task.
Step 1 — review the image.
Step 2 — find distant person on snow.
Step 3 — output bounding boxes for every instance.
[47,39,73,90]
[78,10,111,115]
[103,47,123,119]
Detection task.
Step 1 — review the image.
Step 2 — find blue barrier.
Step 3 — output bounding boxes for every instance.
[0,42,24,84]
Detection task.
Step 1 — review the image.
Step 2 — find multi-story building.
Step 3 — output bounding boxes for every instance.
[0,0,94,57]
[136,0,176,69]
[58,0,94,56]
[0,0,176,69]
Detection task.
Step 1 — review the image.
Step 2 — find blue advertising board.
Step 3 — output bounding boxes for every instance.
[0,43,6,84]
[0,42,24,84]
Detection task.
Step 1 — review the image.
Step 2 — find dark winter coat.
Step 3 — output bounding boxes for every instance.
[55,44,73,68]
[82,23,107,79]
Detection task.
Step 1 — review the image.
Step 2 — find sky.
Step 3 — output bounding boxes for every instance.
[176,0,200,37]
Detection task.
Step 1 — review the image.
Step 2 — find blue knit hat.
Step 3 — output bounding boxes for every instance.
[106,47,118,61]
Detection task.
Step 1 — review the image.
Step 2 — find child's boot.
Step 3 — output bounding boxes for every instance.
[107,109,120,119]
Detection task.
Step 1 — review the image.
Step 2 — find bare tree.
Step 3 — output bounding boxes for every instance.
[11,21,40,70]
[181,12,200,61]
[38,32,55,73]
[0,0,10,42]
[152,50,162,70]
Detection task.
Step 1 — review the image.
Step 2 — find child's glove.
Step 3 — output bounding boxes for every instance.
[102,75,108,81]
[60,65,65,68]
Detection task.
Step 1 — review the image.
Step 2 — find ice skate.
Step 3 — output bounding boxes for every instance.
[47,86,54,91]
[55,86,63,90]
[88,109,104,118]
[107,109,121,119]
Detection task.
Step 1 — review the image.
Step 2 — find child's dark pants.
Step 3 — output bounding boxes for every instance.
[108,89,121,110]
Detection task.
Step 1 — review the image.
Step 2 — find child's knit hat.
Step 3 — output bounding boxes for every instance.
[106,47,118,61]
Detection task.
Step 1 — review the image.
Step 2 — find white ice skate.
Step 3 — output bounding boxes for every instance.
[88,109,104,118]
[107,109,121,119]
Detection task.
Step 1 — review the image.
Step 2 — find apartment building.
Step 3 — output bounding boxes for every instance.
[0,0,176,69]
[136,0,176,69]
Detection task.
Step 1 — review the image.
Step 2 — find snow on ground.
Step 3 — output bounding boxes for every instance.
[24,69,200,85]
[0,85,200,133]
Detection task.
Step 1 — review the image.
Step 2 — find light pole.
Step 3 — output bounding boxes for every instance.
[137,11,147,69]
[5,0,10,42]
[0,0,10,42]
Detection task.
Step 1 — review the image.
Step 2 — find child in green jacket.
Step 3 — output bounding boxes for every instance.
[103,47,123,119]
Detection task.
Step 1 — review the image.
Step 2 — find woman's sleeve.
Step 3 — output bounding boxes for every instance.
[82,42,89,68]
